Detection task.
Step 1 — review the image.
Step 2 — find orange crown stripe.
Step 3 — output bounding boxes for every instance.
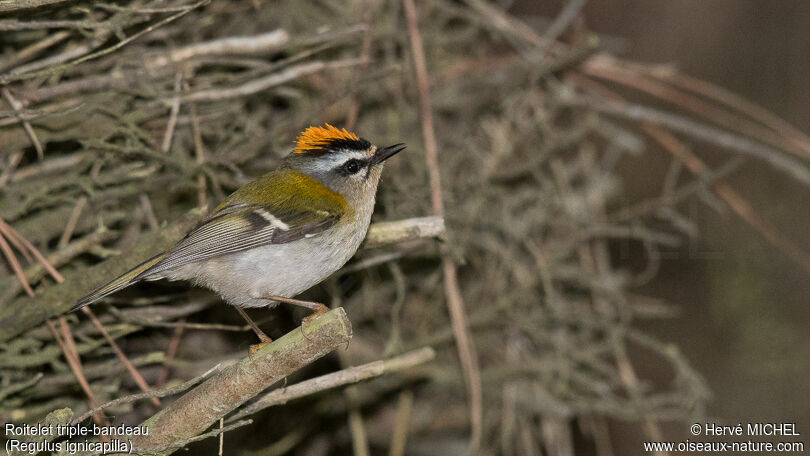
[294,124,360,154]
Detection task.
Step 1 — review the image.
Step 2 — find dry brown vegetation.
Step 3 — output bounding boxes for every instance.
[2,1,809,455]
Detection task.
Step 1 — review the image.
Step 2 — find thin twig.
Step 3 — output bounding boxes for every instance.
[1,220,33,264]
[2,87,45,160]
[47,318,108,427]
[389,390,414,456]
[345,1,375,130]
[571,94,810,186]
[149,29,289,68]
[565,145,670,455]
[402,1,483,453]
[186,78,208,209]
[0,19,98,31]
[0,152,24,187]
[94,3,210,14]
[0,218,65,282]
[538,0,587,53]
[231,347,435,420]
[643,126,810,274]
[0,225,34,296]
[0,30,72,73]
[651,69,810,153]
[0,0,212,84]
[157,318,186,388]
[180,59,363,103]
[570,75,810,275]
[161,72,183,153]
[140,193,161,231]
[74,362,224,425]
[341,245,420,275]
[583,58,810,160]
[58,196,87,249]
[5,32,92,76]
[0,0,71,12]
[218,418,225,456]
[0,151,86,184]
[463,0,551,49]
[0,216,68,298]
[20,28,319,104]
[136,419,253,456]
[1,228,117,303]
[348,393,371,456]
[82,306,162,407]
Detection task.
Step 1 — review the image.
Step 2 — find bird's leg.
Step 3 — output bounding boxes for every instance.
[234,306,272,354]
[263,295,330,338]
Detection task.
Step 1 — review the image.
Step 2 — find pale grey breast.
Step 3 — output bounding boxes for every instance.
[162,204,374,308]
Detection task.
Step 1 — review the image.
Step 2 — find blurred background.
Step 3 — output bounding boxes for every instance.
[577,1,810,453]
[1,1,808,455]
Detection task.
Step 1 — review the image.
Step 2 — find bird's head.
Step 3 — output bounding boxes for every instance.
[284,124,405,205]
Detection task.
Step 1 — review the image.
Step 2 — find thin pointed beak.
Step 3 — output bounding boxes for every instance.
[372,143,406,164]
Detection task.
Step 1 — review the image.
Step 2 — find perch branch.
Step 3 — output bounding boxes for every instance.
[127,308,352,455]
[362,216,444,248]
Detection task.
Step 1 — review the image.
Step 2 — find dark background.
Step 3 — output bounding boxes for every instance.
[534,0,810,452]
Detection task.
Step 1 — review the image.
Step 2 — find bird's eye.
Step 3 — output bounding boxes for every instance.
[341,159,363,175]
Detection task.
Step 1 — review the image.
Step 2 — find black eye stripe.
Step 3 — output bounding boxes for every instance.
[339,158,365,175]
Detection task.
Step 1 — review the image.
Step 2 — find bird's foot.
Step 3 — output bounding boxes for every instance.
[300,303,330,340]
[262,295,330,341]
[234,306,273,354]
[249,334,273,356]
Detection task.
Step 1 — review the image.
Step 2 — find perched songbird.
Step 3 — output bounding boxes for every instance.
[75,124,404,344]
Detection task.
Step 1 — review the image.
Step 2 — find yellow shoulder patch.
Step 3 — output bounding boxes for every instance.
[294,124,360,154]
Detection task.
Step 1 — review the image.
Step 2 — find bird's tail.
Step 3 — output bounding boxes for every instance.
[73,252,166,311]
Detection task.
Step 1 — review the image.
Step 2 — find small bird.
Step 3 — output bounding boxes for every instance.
[75,124,404,345]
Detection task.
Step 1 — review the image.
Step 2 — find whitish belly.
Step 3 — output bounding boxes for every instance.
[168,220,367,308]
